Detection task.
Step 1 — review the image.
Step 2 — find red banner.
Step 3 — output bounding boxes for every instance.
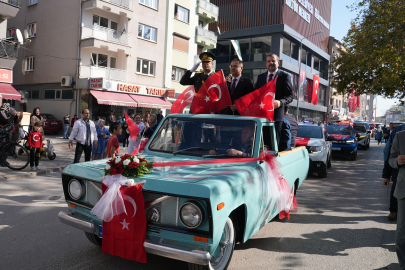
[125,111,140,142]
[311,74,319,105]
[356,94,361,108]
[306,79,312,102]
[190,70,231,114]
[348,95,356,113]
[170,86,195,114]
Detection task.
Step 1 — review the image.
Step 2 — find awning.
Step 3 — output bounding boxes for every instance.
[0,83,21,101]
[90,90,137,107]
[129,94,172,110]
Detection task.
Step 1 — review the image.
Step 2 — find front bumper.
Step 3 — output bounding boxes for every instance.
[58,211,211,265]
[357,137,368,146]
[331,144,357,156]
[309,159,325,172]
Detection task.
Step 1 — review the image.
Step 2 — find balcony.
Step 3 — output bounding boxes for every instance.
[0,42,18,69]
[0,0,20,19]
[81,25,131,54]
[80,65,127,82]
[83,0,133,18]
[0,0,20,8]
[195,27,217,49]
[197,0,218,23]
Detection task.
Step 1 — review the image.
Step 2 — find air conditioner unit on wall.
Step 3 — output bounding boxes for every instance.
[61,76,73,87]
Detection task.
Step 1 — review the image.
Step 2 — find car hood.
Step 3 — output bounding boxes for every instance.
[296,137,324,146]
[329,134,352,140]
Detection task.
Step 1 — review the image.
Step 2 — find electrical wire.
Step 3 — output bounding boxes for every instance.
[19,45,80,60]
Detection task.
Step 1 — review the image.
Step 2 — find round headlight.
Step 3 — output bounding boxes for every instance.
[180,202,203,228]
[68,179,84,200]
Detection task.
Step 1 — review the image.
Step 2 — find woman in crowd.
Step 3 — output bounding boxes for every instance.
[127,114,145,155]
[30,107,44,137]
[121,118,129,148]
[92,119,110,160]
[0,103,22,142]
[144,114,158,139]
[375,126,383,145]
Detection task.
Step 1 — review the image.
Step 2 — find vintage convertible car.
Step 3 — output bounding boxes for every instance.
[58,114,309,270]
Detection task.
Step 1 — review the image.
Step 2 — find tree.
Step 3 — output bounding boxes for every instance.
[330,0,405,101]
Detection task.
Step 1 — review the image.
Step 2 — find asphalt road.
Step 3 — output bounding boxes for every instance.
[0,140,400,269]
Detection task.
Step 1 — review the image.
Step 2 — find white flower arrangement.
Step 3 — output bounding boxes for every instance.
[123,159,130,166]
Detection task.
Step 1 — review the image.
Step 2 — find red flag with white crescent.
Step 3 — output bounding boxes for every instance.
[190,70,231,114]
[125,111,140,142]
[170,86,195,114]
[311,74,319,105]
[348,95,356,113]
[234,77,277,121]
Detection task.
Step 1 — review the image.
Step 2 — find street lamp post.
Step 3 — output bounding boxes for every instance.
[295,30,323,121]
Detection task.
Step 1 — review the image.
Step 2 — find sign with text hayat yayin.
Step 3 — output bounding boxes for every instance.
[285,0,330,29]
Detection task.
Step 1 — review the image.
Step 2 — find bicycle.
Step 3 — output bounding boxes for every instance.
[0,125,30,170]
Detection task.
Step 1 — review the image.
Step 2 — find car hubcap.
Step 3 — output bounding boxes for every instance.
[211,222,231,268]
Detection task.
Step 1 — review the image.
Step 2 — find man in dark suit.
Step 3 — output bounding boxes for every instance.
[219,58,254,115]
[254,54,293,144]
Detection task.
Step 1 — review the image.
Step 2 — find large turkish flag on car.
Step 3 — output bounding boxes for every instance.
[311,74,319,105]
[171,86,195,114]
[125,111,140,142]
[190,70,231,114]
[234,77,277,121]
[101,183,147,263]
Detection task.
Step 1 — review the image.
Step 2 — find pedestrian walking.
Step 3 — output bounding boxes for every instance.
[63,114,70,139]
[28,122,43,171]
[69,109,98,163]
[121,119,129,148]
[375,126,383,145]
[128,114,145,154]
[70,114,78,136]
[92,119,110,160]
[388,130,405,269]
[106,122,122,158]
[109,111,116,125]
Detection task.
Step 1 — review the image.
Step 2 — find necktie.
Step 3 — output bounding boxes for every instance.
[230,78,237,95]
[268,73,273,82]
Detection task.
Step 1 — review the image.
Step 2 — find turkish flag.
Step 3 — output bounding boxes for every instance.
[311,74,319,105]
[349,95,356,113]
[190,70,231,114]
[170,86,195,114]
[125,111,140,142]
[306,79,313,102]
[356,94,361,108]
[234,77,277,121]
[101,183,147,263]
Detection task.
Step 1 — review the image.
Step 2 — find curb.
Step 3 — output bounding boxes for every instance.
[0,166,67,181]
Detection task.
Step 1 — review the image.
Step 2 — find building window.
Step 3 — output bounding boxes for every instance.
[110,57,117,69]
[6,28,16,40]
[62,90,74,100]
[198,20,204,28]
[172,66,186,81]
[282,37,299,66]
[26,56,35,71]
[29,0,38,5]
[91,53,108,67]
[27,23,36,38]
[110,21,118,31]
[93,15,108,28]
[2,99,16,106]
[24,90,39,99]
[44,90,56,99]
[173,34,189,53]
[251,36,272,62]
[138,24,157,42]
[139,0,158,9]
[136,58,155,76]
[44,90,70,99]
[174,4,189,23]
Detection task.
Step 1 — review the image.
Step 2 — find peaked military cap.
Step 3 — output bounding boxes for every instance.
[199,52,216,62]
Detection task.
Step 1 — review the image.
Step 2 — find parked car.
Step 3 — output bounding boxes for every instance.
[297,123,333,178]
[353,123,371,149]
[326,123,358,160]
[40,113,63,134]
[58,114,310,269]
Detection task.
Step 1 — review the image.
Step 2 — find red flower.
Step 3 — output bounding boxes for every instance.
[107,159,115,165]
[121,154,131,160]
[128,162,141,169]
[139,158,147,163]
[116,162,122,169]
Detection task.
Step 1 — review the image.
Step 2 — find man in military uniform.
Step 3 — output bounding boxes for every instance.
[180,52,216,94]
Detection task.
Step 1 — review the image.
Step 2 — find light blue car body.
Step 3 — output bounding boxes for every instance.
[60,114,309,265]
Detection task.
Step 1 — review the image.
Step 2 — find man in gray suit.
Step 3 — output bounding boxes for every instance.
[389,130,405,269]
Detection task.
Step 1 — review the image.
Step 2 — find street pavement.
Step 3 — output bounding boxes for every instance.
[0,140,400,269]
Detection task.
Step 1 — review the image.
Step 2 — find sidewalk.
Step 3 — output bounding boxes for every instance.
[0,135,117,181]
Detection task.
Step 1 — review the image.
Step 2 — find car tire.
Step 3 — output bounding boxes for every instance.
[188,217,235,270]
[318,163,327,178]
[327,154,332,168]
[366,141,370,149]
[351,151,357,161]
[85,232,102,247]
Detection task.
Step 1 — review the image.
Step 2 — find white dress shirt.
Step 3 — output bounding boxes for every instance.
[69,118,98,145]
[267,69,279,83]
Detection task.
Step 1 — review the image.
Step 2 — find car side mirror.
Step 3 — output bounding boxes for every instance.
[326,136,334,141]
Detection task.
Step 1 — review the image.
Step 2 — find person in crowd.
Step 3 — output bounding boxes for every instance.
[0,104,23,142]
[92,119,110,160]
[284,105,298,147]
[219,59,254,115]
[254,54,293,146]
[210,125,254,158]
[388,130,405,269]
[95,116,100,125]
[70,114,78,135]
[279,118,291,152]
[131,113,135,120]
[128,114,146,154]
[106,122,122,158]
[117,116,123,125]
[30,107,44,137]
[109,111,116,125]
[144,114,158,139]
[376,126,383,145]
[28,122,43,171]
[63,114,70,139]
[69,109,98,163]
[121,118,129,148]
[156,110,164,124]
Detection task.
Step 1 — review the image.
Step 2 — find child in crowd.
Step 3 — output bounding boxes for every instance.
[28,122,43,171]
[105,122,122,158]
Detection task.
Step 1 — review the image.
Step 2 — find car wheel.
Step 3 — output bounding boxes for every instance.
[318,163,327,178]
[85,232,102,247]
[188,217,235,270]
[366,141,370,149]
[327,154,332,168]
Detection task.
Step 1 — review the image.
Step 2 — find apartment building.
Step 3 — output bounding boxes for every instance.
[0,0,21,105]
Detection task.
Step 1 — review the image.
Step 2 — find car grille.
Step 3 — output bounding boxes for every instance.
[86,181,103,206]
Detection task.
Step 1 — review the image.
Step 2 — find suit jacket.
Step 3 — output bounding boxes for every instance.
[254,70,293,121]
[389,130,405,199]
[180,70,213,94]
[218,76,254,115]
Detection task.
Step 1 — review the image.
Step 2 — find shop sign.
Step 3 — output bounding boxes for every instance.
[0,69,12,84]
[166,89,176,98]
[89,78,104,89]
[103,80,167,97]
[285,0,329,29]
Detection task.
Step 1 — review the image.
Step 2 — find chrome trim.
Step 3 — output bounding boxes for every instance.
[175,197,179,226]
[144,241,211,265]
[144,195,171,208]
[58,211,95,233]
[88,181,102,195]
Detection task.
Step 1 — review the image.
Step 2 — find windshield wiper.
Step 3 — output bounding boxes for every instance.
[173,147,213,155]
[202,154,239,159]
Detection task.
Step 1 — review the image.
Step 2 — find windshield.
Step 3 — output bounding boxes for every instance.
[297,126,323,138]
[42,114,57,120]
[355,122,369,130]
[326,126,353,136]
[148,117,256,157]
[353,125,367,133]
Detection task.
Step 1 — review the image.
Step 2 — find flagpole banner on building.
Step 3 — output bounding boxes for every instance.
[230,40,243,61]
[299,69,306,101]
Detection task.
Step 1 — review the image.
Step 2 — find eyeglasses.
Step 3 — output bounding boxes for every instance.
[229,65,241,69]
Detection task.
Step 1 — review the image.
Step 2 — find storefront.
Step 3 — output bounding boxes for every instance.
[81,78,174,122]
[0,69,21,106]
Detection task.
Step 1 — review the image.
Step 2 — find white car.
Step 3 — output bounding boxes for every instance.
[296,124,333,178]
